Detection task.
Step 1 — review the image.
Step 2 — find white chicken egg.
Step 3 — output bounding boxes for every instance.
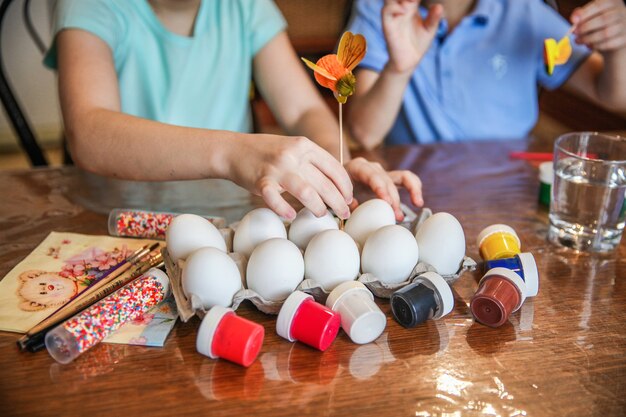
[304,229,360,291]
[182,247,242,309]
[233,208,287,257]
[415,212,466,275]
[288,208,338,250]
[166,213,227,263]
[246,238,304,301]
[344,199,396,247]
[361,225,419,284]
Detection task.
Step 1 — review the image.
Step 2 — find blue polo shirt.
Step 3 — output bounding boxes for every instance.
[347,0,591,144]
[45,0,286,133]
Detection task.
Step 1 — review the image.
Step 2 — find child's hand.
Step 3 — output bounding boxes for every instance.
[344,157,424,221]
[227,134,353,221]
[382,0,443,74]
[571,0,626,52]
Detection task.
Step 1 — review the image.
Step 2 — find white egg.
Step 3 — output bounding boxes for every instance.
[415,212,466,275]
[166,213,227,263]
[246,238,304,301]
[288,208,338,250]
[182,247,242,309]
[233,208,287,257]
[361,225,419,284]
[344,199,396,247]
[304,229,360,291]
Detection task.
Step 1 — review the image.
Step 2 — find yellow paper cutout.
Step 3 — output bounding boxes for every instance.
[544,35,572,76]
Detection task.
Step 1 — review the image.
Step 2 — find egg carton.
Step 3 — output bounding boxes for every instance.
[357,256,476,299]
[164,205,474,320]
[164,245,298,320]
[358,207,476,299]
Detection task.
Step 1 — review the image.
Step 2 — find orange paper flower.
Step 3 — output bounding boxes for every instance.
[543,35,572,76]
[302,32,366,103]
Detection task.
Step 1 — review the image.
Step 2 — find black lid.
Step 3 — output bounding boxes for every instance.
[391,282,438,328]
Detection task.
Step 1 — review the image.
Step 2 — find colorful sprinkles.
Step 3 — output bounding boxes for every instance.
[63,273,167,354]
[109,209,176,239]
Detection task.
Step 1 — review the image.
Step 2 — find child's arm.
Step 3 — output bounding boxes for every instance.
[57,29,353,220]
[347,0,442,150]
[562,0,626,110]
[253,31,423,220]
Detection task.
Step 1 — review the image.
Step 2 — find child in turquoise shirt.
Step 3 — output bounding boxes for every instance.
[346,0,626,147]
[46,0,423,221]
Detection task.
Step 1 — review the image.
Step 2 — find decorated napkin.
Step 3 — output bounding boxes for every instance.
[0,232,177,347]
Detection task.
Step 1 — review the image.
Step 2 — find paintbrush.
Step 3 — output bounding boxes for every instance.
[24,251,165,352]
[17,243,159,350]
[22,250,164,352]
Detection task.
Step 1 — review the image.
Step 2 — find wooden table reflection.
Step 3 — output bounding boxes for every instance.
[1,140,625,417]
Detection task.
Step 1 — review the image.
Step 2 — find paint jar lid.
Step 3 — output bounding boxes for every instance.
[419,271,455,319]
[196,306,264,367]
[391,271,454,328]
[326,281,386,345]
[197,306,231,359]
[277,290,340,351]
[480,267,527,311]
[516,253,539,297]
[276,291,313,342]
[539,161,554,185]
[476,224,521,248]
[326,280,372,311]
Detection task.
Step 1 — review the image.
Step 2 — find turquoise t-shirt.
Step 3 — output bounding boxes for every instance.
[45,0,286,133]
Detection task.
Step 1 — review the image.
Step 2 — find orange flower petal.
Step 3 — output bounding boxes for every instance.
[338,32,366,71]
[314,55,349,92]
[301,57,337,81]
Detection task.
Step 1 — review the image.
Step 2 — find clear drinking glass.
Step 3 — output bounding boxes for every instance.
[548,132,626,252]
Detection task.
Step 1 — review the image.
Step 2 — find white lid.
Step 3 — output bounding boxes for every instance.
[326,281,385,344]
[517,253,539,297]
[349,309,386,345]
[480,267,527,311]
[539,161,554,185]
[276,290,312,342]
[476,224,521,248]
[325,280,372,311]
[417,271,454,319]
[147,268,171,298]
[196,305,232,359]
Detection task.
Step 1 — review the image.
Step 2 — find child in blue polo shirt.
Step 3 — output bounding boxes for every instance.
[346,0,626,146]
[45,0,423,221]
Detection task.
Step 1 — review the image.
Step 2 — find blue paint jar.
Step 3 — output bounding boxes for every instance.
[485,252,539,297]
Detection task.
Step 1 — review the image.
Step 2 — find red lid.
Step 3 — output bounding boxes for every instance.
[470,275,521,328]
[291,298,341,351]
[211,312,265,367]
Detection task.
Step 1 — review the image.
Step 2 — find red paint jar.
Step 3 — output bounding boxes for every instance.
[277,291,340,351]
[470,268,527,328]
[196,306,264,367]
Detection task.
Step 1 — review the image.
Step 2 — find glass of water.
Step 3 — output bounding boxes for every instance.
[548,132,626,252]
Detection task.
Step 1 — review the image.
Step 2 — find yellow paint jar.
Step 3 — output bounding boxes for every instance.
[476,224,521,260]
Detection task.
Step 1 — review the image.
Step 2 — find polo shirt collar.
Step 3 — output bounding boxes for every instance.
[420,0,500,34]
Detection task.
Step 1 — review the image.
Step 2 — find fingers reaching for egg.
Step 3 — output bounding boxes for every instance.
[344,157,422,221]
[387,170,424,208]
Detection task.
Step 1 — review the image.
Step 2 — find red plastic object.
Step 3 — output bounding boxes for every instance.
[291,299,340,351]
[196,306,265,366]
[210,311,264,367]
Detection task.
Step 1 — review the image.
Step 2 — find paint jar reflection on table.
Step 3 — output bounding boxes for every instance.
[549,132,626,252]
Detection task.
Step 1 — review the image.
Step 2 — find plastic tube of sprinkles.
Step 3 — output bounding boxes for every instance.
[108,209,179,239]
[45,268,170,364]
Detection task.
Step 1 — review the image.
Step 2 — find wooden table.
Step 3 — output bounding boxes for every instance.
[1,140,625,417]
